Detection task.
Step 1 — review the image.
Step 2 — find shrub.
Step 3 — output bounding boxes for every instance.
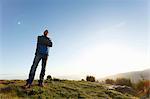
[53,78,61,81]
[105,79,115,84]
[86,76,95,82]
[46,75,52,81]
[115,78,132,87]
[136,80,150,97]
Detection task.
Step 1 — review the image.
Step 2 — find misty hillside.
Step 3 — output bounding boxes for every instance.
[100,68,150,83]
[0,80,138,99]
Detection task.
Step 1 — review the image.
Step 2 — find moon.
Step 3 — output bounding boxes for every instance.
[17,21,21,25]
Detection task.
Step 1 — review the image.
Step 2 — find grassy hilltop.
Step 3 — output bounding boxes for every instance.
[0,80,138,99]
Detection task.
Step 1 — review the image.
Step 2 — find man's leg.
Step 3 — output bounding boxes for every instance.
[27,55,41,85]
[38,56,48,86]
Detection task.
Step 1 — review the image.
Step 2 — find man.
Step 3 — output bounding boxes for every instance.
[25,30,52,88]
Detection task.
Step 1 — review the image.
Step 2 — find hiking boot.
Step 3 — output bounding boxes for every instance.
[38,83,44,87]
[24,84,31,88]
[38,80,44,87]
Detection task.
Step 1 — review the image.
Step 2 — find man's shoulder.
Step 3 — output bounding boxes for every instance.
[38,35,50,39]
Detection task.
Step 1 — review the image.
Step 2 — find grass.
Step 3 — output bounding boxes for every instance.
[0,80,139,99]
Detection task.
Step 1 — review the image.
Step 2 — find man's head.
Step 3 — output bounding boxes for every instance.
[44,30,48,36]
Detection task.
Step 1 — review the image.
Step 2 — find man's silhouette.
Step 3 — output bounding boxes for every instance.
[25,30,52,88]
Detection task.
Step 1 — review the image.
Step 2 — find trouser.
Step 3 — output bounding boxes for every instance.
[27,53,48,84]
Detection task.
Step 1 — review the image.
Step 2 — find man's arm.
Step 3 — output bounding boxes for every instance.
[47,39,53,47]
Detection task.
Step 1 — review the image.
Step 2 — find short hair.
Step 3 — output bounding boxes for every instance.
[44,30,48,35]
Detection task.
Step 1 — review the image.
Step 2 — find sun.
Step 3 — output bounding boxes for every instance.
[62,43,148,78]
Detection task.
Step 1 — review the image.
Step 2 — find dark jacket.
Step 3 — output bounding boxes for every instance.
[35,35,52,56]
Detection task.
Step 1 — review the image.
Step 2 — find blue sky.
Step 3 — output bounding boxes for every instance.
[0,0,149,79]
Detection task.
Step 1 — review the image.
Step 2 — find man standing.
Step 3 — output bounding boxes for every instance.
[25,30,52,88]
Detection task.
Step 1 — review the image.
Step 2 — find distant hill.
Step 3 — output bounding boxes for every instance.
[100,68,150,83]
